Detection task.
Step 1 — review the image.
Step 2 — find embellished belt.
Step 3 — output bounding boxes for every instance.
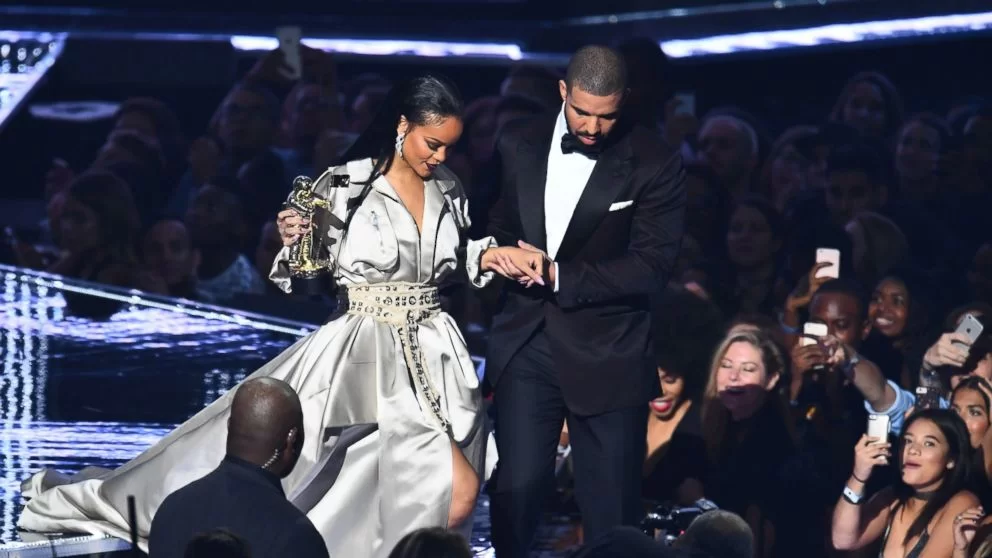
[346,283,450,433]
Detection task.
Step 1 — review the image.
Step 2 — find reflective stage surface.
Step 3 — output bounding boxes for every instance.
[0,266,581,556]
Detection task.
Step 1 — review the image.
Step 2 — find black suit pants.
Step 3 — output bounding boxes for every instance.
[488,328,648,556]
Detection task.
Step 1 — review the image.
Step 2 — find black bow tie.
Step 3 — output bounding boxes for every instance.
[560,133,602,158]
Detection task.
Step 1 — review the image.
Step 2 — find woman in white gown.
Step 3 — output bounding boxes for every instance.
[18,74,545,557]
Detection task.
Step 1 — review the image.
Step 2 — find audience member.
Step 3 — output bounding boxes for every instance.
[832,409,979,557]
[673,510,754,558]
[829,71,905,141]
[148,377,327,558]
[386,527,472,558]
[142,220,207,301]
[183,179,265,301]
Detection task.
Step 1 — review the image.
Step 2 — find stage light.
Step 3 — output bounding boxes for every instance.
[229,35,524,60]
[660,11,992,58]
[0,31,66,133]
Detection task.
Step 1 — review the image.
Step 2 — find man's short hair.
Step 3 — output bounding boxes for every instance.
[813,278,870,322]
[674,510,753,558]
[826,141,889,185]
[564,45,627,96]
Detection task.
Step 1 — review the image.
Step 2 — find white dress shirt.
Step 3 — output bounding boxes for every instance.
[545,105,597,291]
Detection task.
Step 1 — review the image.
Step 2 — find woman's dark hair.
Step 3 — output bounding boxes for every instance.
[830,71,905,139]
[876,269,935,341]
[342,73,463,185]
[651,284,725,403]
[730,195,785,242]
[67,170,141,263]
[105,129,167,176]
[944,302,992,331]
[952,376,992,417]
[893,409,975,546]
[962,315,992,374]
[184,529,251,558]
[900,113,952,150]
[386,527,471,558]
[115,97,186,176]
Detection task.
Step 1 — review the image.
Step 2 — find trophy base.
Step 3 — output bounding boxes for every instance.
[291,274,331,297]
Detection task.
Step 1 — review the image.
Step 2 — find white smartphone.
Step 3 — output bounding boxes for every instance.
[955,313,984,346]
[673,92,695,117]
[801,322,829,347]
[815,248,840,279]
[867,413,890,440]
[276,26,303,81]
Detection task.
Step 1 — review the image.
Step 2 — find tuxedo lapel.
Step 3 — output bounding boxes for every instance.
[555,136,634,261]
[514,115,556,252]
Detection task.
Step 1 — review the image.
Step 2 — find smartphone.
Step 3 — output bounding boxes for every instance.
[673,92,695,117]
[955,313,984,348]
[916,385,943,410]
[867,413,890,440]
[801,322,829,347]
[276,26,303,80]
[815,248,840,279]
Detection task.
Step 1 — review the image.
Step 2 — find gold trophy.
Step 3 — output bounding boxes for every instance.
[284,175,334,295]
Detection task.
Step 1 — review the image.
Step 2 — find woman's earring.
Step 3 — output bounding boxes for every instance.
[395,132,405,156]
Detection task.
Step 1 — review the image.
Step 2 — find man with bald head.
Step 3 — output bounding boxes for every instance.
[697,112,760,200]
[148,378,327,558]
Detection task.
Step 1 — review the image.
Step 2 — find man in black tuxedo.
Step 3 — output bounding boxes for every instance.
[484,45,686,555]
[148,378,328,558]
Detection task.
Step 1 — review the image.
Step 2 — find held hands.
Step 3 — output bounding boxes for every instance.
[481,243,547,287]
[953,506,985,551]
[853,433,891,482]
[276,209,310,247]
[924,332,972,369]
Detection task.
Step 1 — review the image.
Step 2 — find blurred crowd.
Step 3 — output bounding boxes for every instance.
[3,36,992,557]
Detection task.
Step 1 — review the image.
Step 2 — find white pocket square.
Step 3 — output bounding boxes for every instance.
[609,200,634,212]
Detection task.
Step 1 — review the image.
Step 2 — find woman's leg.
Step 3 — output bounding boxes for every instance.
[448,440,480,528]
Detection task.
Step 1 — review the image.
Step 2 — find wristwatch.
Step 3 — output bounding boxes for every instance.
[843,485,863,505]
[842,351,861,376]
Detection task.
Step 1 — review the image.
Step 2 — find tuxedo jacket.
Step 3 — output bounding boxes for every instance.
[485,113,686,416]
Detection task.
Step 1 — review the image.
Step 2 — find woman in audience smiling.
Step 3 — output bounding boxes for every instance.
[643,286,722,506]
[700,328,797,557]
[832,409,980,557]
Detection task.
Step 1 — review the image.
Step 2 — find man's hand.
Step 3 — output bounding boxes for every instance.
[515,240,554,288]
[790,342,828,400]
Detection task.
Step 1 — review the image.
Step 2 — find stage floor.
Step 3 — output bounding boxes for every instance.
[0,265,578,556]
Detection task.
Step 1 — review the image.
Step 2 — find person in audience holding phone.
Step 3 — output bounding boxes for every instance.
[832,409,980,558]
[789,281,879,467]
[792,280,918,436]
[780,260,836,346]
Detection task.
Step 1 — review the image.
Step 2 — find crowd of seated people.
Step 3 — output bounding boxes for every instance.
[3,33,992,556]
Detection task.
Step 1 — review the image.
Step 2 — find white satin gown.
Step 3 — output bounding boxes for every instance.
[18,158,498,557]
